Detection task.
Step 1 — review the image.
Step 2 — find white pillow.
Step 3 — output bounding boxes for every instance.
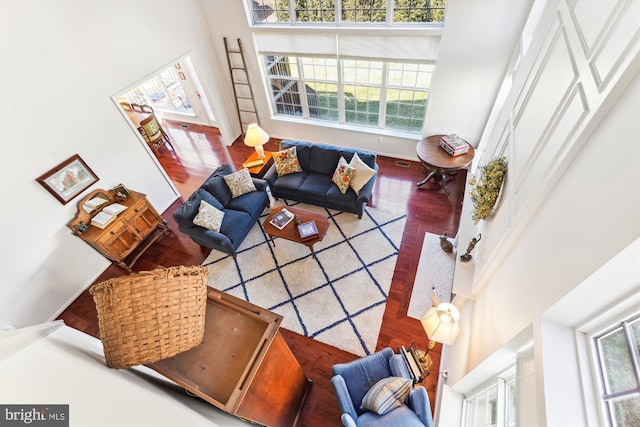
[223,168,257,198]
[349,153,376,195]
[192,200,224,232]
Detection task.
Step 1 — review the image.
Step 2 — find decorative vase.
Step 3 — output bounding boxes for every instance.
[439,232,454,253]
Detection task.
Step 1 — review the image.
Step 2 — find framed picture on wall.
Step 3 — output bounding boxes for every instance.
[36,154,99,205]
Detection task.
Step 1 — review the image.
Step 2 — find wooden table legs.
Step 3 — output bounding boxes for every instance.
[417,168,458,197]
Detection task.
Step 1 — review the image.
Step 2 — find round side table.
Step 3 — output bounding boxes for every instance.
[416,135,475,196]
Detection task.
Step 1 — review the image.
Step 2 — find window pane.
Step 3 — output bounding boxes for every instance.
[342,0,386,23]
[630,318,640,356]
[295,0,335,22]
[344,84,380,126]
[343,59,383,84]
[306,82,339,121]
[393,0,447,23]
[300,57,338,81]
[266,55,299,78]
[270,79,303,116]
[610,395,640,427]
[385,89,427,132]
[251,0,290,23]
[598,327,638,394]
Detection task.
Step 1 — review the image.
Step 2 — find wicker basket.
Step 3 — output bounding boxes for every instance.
[89,266,208,369]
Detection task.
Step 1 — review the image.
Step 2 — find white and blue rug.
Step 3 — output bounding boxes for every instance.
[202,201,407,357]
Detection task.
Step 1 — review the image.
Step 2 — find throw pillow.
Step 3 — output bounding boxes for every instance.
[349,153,376,195]
[223,168,257,198]
[274,146,303,176]
[332,156,356,194]
[360,377,412,415]
[192,200,225,232]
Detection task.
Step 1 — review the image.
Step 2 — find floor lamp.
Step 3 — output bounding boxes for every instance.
[416,289,461,374]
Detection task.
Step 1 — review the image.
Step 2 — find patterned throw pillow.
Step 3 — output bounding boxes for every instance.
[274,146,303,177]
[192,200,225,232]
[360,377,412,415]
[349,153,376,195]
[223,168,256,198]
[332,156,356,194]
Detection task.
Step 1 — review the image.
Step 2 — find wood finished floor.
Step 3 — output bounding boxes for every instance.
[58,120,467,426]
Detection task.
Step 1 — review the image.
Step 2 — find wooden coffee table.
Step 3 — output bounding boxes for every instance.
[263,206,330,259]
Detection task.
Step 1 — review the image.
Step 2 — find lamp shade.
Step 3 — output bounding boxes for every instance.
[244,123,269,160]
[244,123,269,147]
[420,302,461,345]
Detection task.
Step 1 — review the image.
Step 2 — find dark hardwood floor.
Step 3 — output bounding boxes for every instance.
[58,119,466,426]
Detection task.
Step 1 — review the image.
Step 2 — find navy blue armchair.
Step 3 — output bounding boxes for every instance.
[331,347,434,427]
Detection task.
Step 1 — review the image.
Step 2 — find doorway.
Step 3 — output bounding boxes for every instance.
[117,53,216,127]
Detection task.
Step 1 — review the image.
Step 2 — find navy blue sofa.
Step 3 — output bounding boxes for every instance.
[262,140,378,218]
[173,164,269,256]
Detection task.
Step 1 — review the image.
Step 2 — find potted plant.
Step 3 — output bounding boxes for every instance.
[469,156,508,224]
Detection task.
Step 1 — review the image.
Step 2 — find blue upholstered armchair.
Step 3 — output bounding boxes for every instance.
[331,347,434,427]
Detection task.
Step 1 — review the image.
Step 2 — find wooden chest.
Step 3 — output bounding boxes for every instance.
[148,288,311,427]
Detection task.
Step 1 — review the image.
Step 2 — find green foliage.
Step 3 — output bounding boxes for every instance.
[469,157,507,224]
[275,0,447,24]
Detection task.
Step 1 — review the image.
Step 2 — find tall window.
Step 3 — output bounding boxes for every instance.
[463,369,516,427]
[264,55,432,133]
[249,0,447,25]
[591,313,640,427]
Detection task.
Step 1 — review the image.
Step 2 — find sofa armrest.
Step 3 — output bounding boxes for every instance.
[389,354,411,379]
[178,224,235,254]
[262,165,278,186]
[355,163,379,212]
[331,375,359,422]
[252,177,269,192]
[407,386,434,427]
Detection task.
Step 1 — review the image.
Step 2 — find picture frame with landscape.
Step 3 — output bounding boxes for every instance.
[36,154,99,205]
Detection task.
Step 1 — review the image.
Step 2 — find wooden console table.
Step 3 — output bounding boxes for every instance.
[148,288,312,427]
[416,135,475,196]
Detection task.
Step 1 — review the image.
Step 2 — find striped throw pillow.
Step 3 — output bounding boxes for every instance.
[360,376,412,415]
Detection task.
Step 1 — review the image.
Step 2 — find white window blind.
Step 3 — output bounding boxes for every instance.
[254,32,440,61]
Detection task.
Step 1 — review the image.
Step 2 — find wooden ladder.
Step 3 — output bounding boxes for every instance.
[223,37,260,135]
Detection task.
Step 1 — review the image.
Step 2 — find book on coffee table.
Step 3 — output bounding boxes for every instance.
[297,220,319,240]
[269,208,294,230]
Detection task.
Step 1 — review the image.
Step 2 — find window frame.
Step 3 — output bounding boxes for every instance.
[261,53,432,135]
[246,0,447,27]
[462,367,516,427]
[585,311,640,427]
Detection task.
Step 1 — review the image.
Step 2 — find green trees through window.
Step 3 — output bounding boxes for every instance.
[251,0,446,25]
[594,314,640,426]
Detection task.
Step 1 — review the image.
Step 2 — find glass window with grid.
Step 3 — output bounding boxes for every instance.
[249,0,447,25]
[463,370,516,427]
[591,313,640,427]
[263,54,432,133]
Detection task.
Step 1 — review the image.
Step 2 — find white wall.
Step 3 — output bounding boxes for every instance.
[441,0,639,424]
[0,0,229,328]
[0,324,248,426]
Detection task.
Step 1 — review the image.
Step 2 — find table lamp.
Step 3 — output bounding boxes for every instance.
[244,123,269,159]
[416,289,461,374]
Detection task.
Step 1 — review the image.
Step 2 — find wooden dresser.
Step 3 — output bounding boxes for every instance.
[68,188,168,271]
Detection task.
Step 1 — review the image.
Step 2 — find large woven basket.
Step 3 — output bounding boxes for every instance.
[89,266,208,369]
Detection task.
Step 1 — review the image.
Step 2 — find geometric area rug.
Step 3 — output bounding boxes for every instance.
[202,200,407,357]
